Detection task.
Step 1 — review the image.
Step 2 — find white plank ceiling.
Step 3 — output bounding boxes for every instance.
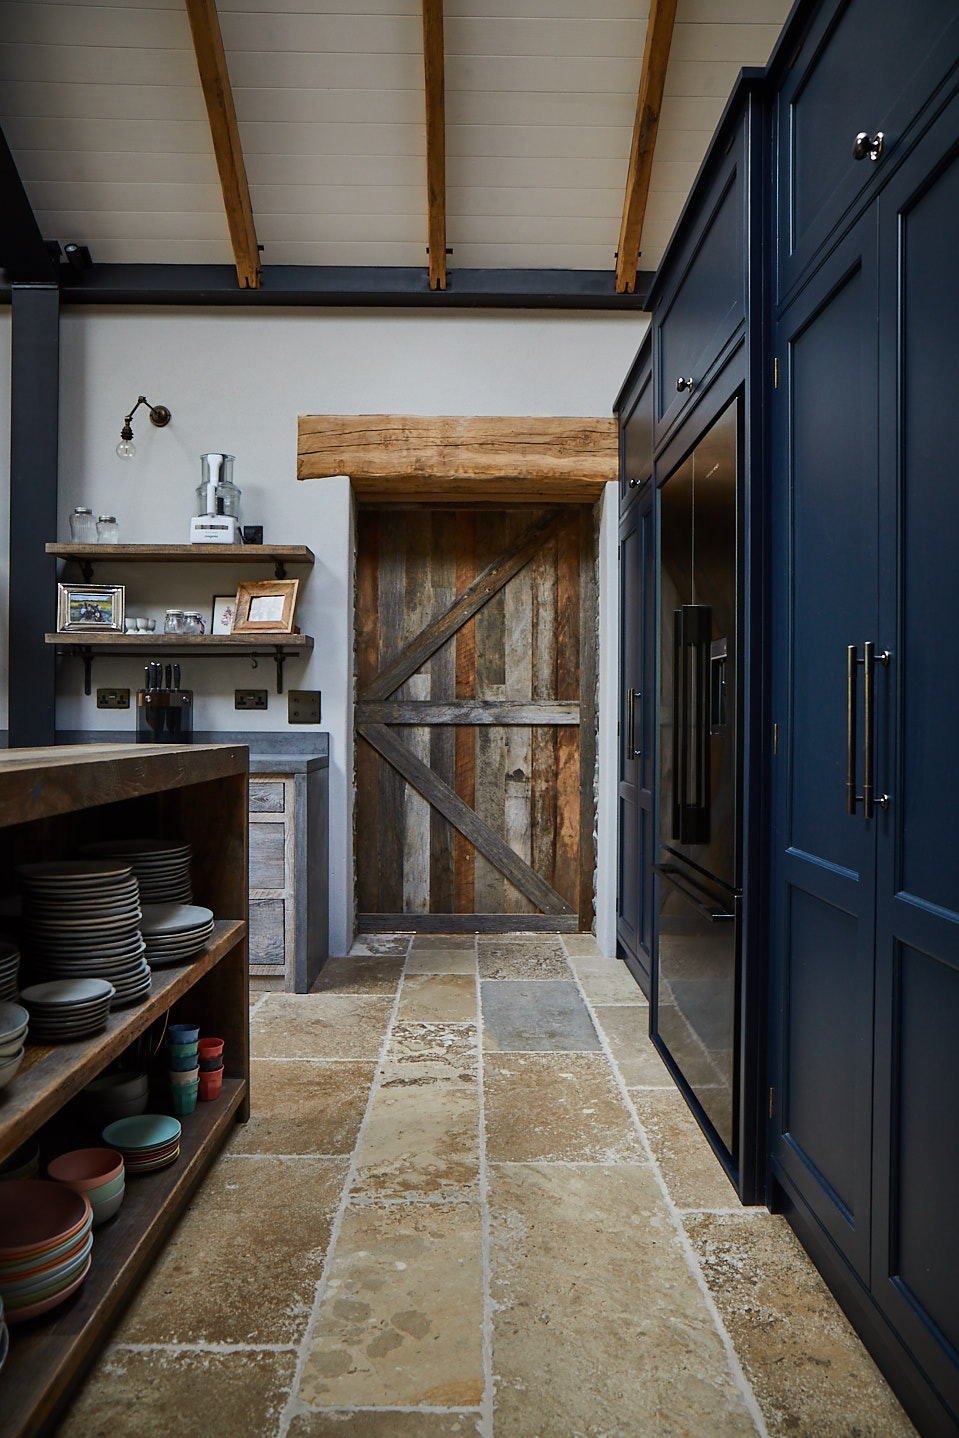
[0,0,791,276]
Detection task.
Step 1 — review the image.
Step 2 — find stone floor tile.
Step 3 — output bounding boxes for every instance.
[484,1052,645,1164]
[298,1203,484,1410]
[573,958,648,1005]
[252,995,393,1061]
[54,1349,297,1438]
[396,974,477,1023]
[481,979,601,1052]
[410,934,475,951]
[312,955,405,995]
[630,1088,738,1209]
[562,933,603,957]
[349,934,411,956]
[477,938,570,980]
[383,1022,479,1086]
[406,949,477,975]
[352,1077,479,1202]
[489,1163,759,1438]
[117,1155,348,1346]
[229,1061,375,1155]
[592,1004,673,1085]
[686,1212,918,1437]
[288,1411,481,1437]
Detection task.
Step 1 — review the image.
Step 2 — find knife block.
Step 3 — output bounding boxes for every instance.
[136,690,194,743]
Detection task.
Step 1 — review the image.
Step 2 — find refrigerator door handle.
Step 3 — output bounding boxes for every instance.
[653,863,736,922]
[846,643,860,815]
[628,688,642,760]
[672,609,684,840]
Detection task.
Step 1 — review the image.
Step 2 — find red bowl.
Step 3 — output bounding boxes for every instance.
[47,1147,124,1191]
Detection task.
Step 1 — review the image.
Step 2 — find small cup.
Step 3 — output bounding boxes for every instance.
[199,1055,223,1072]
[169,1066,199,1086]
[198,1037,224,1061]
[168,1023,200,1044]
[199,1071,223,1102]
[124,618,139,633]
[136,617,155,632]
[170,1082,199,1116]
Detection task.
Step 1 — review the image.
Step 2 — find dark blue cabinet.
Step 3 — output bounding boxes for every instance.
[770,36,959,1434]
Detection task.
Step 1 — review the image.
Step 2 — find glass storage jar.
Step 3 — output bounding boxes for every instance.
[69,507,96,543]
[182,612,205,635]
[163,609,186,635]
[96,515,119,543]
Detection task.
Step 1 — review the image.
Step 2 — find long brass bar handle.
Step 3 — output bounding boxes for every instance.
[863,640,875,819]
[626,685,635,761]
[846,644,859,815]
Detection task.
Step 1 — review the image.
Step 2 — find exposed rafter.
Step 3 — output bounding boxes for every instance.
[184,0,261,290]
[421,0,447,291]
[0,123,57,283]
[615,0,678,293]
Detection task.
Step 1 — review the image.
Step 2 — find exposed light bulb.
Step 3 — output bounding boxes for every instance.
[116,438,137,460]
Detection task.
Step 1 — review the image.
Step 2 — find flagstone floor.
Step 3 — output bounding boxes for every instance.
[54,933,916,1438]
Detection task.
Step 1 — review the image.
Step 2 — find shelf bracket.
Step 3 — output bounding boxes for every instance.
[274,648,286,694]
[272,558,287,580]
[80,648,94,696]
[79,559,95,582]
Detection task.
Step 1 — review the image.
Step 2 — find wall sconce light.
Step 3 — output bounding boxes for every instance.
[116,395,172,459]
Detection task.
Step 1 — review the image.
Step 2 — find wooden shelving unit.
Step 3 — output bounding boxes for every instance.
[46,544,315,582]
[0,743,250,1438]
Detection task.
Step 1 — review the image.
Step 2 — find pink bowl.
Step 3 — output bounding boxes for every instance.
[0,1181,91,1258]
[4,1253,92,1324]
[47,1147,124,1191]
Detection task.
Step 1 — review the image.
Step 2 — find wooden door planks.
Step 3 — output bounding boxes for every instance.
[454,512,477,914]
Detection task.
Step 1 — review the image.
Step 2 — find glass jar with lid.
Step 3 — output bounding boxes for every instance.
[96,515,119,543]
[182,612,205,636]
[69,507,96,543]
[163,609,186,635]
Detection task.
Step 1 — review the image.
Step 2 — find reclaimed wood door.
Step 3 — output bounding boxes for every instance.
[356,505,597,932]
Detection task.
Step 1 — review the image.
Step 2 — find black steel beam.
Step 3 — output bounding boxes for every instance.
[0,263,653,310]
[9,284,60,746]
[0,126,57,283]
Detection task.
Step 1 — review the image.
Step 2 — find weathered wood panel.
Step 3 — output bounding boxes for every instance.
[454,511,476,913]
[356,701,580,725]
[505,509,534,914]
[401,513,432,913]
[555,513,582,913]
[430,510,456,911]
[579,505,599,930]
[298,415,619,497]
[474,510,507,913]
[376,512,406,912]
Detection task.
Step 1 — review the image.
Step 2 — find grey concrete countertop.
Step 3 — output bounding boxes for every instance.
[56,730,329,773]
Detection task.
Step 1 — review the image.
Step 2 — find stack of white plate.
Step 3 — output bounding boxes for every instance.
[16,861,151,1009]
[79,840,193,904]
[0,942,19,1001]
[19,979,115,1042]
[139,904,214,967]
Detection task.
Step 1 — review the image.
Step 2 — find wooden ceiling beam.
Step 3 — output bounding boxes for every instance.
[615,0,678,294]
[184,0,260,289]
[421,0,447,291]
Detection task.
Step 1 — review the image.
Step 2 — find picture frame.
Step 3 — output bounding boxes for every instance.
[57,583,125,633]
[231,578,299,634]
[211,593,238,636]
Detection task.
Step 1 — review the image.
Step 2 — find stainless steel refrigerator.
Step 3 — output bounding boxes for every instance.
[654,396,740,1166]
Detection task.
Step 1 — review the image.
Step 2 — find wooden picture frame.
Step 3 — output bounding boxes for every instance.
[232,578,299,634]
[57,583,125,632]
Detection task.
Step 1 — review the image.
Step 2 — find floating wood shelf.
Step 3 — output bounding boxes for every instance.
[45,633,314,695]
[47,543,315,582]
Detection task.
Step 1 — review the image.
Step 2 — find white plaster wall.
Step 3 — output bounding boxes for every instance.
[54,306,648,955]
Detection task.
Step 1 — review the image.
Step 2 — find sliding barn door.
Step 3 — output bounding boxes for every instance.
[355,505,596,932]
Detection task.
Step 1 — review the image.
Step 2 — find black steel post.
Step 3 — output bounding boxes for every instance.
[9,283,59,746]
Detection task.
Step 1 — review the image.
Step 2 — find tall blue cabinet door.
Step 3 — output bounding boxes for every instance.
[769,213,879,1282]
[871,92,959,1423]
[617,484,656,991]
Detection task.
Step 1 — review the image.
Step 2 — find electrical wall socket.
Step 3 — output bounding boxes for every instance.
[235,689,268,711]
[288,689,321,724]
[97,688,130,709]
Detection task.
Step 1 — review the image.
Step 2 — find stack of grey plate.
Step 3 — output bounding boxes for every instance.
[139,903,214,967]
[16,861,151,1010]
[0,942,19,1001]
[18,978,115,1042]
[78,840,193,904]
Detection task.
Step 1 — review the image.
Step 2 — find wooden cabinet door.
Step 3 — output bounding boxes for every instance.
[355,506,596,932]
[871,92,959,1424]
[769,212,880,1282]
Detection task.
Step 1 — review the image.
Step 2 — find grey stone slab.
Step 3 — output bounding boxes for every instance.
[481,979,602,1052]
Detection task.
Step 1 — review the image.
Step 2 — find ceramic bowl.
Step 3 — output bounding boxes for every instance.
[86,1169,125,1203]
[0,1139,40,1183]
[0,1181,91,1260]
[89,1185,125,1226]
[47,1147,124,1192]
[0,1048,24,1091]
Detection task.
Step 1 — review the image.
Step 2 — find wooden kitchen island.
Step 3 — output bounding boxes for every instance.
[0,744,249,1438]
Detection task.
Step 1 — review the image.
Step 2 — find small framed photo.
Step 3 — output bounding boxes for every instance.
[232,579,299,634]
[57,583,125,632]
[211,593,238,635]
